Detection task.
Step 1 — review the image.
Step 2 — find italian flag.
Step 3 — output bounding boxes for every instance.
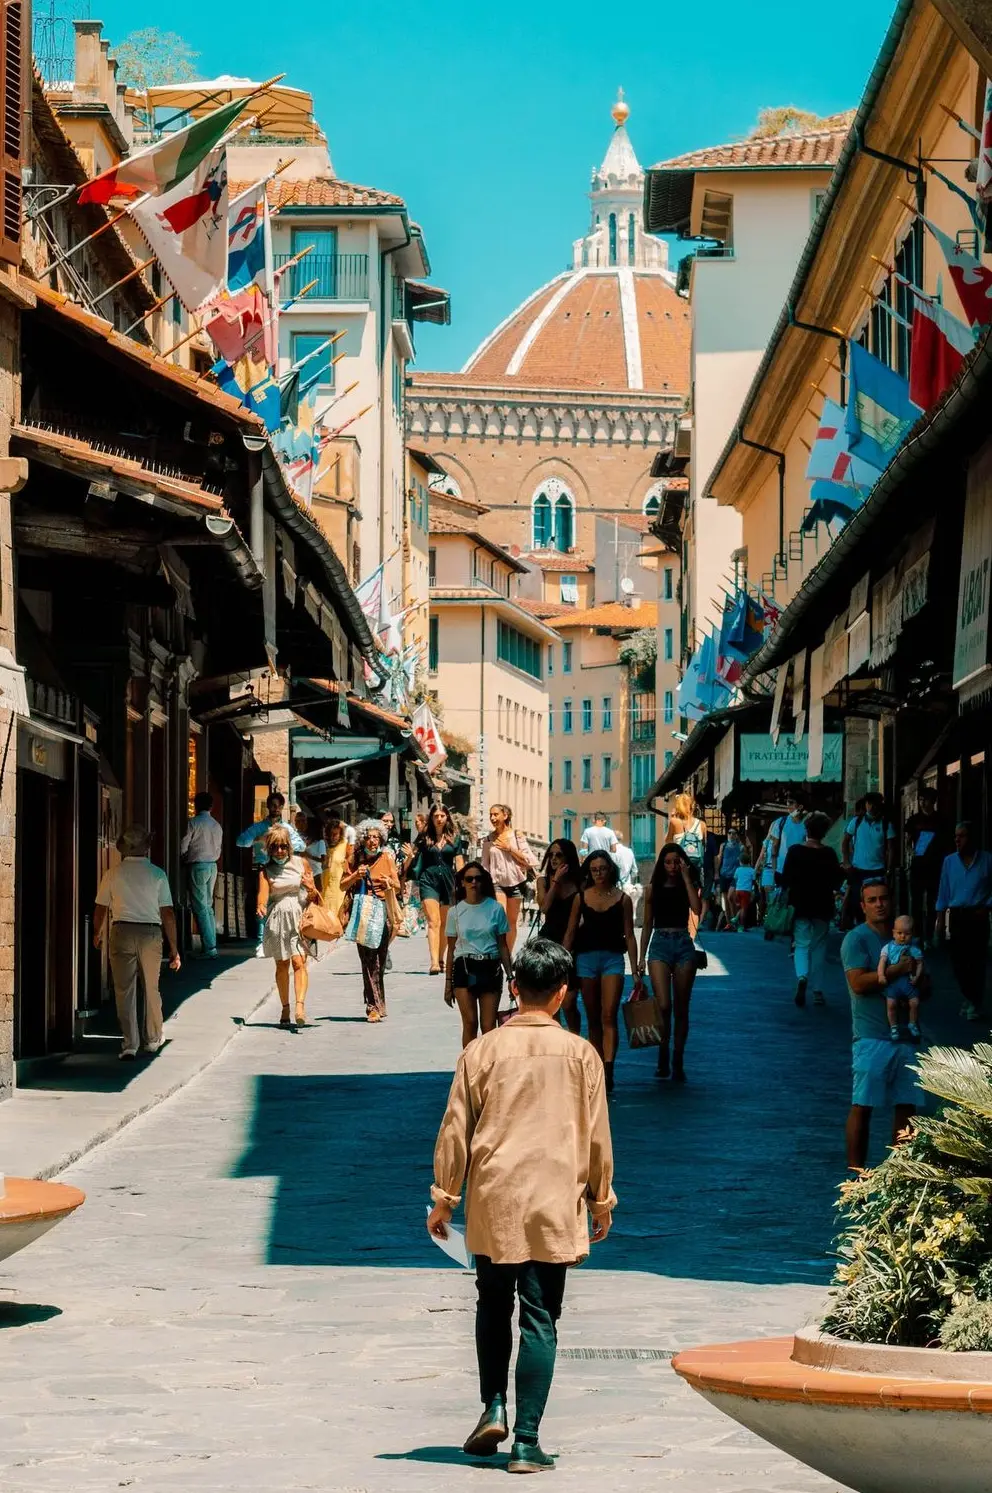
[78,95,251,206]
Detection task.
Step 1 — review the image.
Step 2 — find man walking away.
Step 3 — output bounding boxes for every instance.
[580,812,618,859]
[181,791,223,957]
[93,827,180,1060]
[905,786,945,946]
[936,821,992,1021]
[613,833,641,924]
[428,939,616,1473]
[841,878,925,1170]
[841,792,896,928]
[237,792,305,956]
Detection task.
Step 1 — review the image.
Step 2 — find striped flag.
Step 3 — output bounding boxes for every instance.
[909,295,976,410]
[78,95,251,206]
[130,148,229,312]
[806,397,882,488]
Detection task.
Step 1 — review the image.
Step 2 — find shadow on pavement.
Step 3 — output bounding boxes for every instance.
[0,1302,62,1328]
[377,1447,502,1468]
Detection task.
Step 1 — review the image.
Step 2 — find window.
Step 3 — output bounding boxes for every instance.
[532,480,575,553]
[560,574,578,605]
[581,757,592,792]
[631,812,655,860]
[628,212,636,264]
[608,211,617,266]
[811,188,827,225]
[563,815,575,842]
[632,692,656,742]
[497,695,504,738]
[664,628,673,661]
[870,276,893,368]
[289,226,337,297]
[548,758,553,791]
[563,759,573,792]
[563,641,573,673]
[547,645,554,675]
[663,567,673,601]
[664,750,674,767]
[532,492,552,548]
[581,698,593,732]
[602,696,613,731]
[631,751,656,802]
[663,690,674,725]
[497,620,542,679]
[429,616,439,673]
[514,703,520,743]
[392,354,403,416]
[562,699,573,733]
[602,754,612,790]
[290,331,335,389]
[555,495,573,552]
[548,708,554,735]
[428,547,437,585]
[894,218,924,378]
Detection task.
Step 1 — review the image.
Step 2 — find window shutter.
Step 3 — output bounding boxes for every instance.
[0,0,24,267]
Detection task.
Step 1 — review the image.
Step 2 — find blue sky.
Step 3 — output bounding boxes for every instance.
[86,0,893,371]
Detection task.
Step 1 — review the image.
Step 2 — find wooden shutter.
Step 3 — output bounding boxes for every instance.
[0,0,24,267]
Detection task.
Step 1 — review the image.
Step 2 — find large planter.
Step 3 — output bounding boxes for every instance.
[672,1327,992,1493]
[0,1177,84,1263]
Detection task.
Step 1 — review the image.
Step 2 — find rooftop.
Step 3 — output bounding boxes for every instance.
[522,551,594,573]
[554,601,658,631]
[230,176,405,210]
[429,518,529,573]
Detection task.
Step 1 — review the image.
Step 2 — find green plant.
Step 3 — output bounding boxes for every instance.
[114,29,199,90]
[939,1297,992,1351]
[822,1045,992,1347]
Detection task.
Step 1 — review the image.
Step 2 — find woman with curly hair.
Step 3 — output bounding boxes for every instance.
[341,819,401,1021]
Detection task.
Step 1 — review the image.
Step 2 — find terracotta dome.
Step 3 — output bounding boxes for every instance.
[461,267,690,393]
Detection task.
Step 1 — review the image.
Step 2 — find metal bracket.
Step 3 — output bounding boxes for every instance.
[854,125,921,180]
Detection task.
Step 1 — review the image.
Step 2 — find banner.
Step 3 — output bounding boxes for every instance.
[739,732,842,783]
[411,702,447,773]
[954,442,992,689]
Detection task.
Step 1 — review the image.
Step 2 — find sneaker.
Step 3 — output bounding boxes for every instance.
[254,943,266,959]
[118,1047,138,1061]
[889,1025,901,1041]
[908,1023,922,1042]
[143,1037,165,1055]
[206,948,218,959]
[795,977,807,1008]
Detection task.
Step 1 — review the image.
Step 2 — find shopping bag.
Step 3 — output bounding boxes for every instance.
[300,891,343,943]
[345,891,386,948]
[622,991,663,1049]
[763,892,795,938]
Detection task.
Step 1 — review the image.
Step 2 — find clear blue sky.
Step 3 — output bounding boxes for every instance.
[85,0,893,370]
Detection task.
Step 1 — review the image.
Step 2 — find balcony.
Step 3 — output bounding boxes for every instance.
[275,253,369,301]
[632,718,657,743]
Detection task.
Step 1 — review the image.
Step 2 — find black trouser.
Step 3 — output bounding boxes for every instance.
[910,861,941,943]
[475,1256,567,1446]
[948,908,990,1012]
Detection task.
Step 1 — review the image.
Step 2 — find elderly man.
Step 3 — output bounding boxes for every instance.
[841,877,925,1170]
[94,827,180,1060]
[936,820,992,1021]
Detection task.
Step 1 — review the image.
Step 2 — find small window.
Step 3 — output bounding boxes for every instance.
[632,812,655,860]
[429,616,439,673]
[563,759,573,792]
[428,547,437,586]
[290,331,336,389]
[665,750,674,768]
[664,691,674,725]
[549,759,553,792]
[563,815,575,842]
[547,645,554,675]
[811,188,827,224]
[497,695,504,739]
[664,628,674,661]
[581,757,592,792]
[631,752,656,802]
[581,698,593,732]
[602,755,612,791]
[563,641,573,673]
[560,574,578,605]
[549,708,554,736]
[602,696,613,731]
[562,699,573,734]
[663,567,673,601]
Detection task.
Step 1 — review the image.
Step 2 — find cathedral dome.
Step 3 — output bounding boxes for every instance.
[459,93,689,395]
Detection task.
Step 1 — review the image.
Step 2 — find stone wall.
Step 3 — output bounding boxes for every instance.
[0,296,19,1098]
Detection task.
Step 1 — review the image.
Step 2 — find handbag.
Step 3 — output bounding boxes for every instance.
[300,890,343,943]
[345,890,386,948]
[763,893,795,938]
[622,990,664,1049]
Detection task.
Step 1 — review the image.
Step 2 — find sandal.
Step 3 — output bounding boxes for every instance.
[279,1007,292,1027]
[366,1008,383,1023]
[295,1003,307,1028]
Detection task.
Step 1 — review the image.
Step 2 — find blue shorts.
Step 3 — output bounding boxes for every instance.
[852,1038,924,1110]
[887,976,917,1002]
[647,929,696,969]
[576,949,625,980]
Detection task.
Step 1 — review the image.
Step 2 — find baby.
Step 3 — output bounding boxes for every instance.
[877,914,924,1042]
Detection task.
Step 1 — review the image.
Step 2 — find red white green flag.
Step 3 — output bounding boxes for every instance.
[78,95,250,207]
[130,148,229,311]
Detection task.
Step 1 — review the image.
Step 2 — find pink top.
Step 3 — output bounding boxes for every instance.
[482,831,535,889]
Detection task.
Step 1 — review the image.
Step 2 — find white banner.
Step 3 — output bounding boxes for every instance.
[411,701,447,773]
[954,442,992,689]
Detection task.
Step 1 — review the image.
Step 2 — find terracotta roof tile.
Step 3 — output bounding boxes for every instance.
[522,551,594,572]
[230,177,405,210]
[649,113,854,174]
[516,598,577,619]
[555,601,658,631]
[429,521,529,572]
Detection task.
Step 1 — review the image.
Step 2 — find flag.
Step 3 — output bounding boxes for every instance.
[909,293,977,410]
[721,592,766,661]
[131,148,229,311]
[697,631,733,710]
[806,398,883,488]
[802,479,867,533]
[354,564,386,636]
[228,186,273,297]
[845,341,920,470]
[921,215,992,326]
[411,701,447,773]
[213,352,281,432]
[979,81,992,206]
[203,284,272,365]
[79,94,251,206]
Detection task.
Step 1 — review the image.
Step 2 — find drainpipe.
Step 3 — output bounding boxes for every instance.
[243,435,267,570]
[737,432,786,569]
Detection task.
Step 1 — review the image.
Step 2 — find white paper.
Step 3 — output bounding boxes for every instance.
[426,1205,473,1267]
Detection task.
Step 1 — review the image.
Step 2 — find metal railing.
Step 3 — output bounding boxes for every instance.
[275,253,369,301]
[391,278,407,321]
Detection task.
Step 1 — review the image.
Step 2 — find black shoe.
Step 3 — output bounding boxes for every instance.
[656,1048,670,1080]
[671,1057,686,1083]
[462,1395,508,1457]
[795,977,807,1008]
[604,1060,615,1094]
[508,1442,556,1473]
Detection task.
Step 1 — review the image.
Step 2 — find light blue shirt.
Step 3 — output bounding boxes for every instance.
[936,850,992,911]
[774,815,807,873]
[236,817,306,867]
[846,814,895,871]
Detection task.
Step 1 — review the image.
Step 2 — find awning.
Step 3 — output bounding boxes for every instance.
[143,78,320,139]
[643,170,695,236]
[406,281,451,326]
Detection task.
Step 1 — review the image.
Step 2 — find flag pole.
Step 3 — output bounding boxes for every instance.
[160,317,207,359]
[38,195,152,278]
[124,291,175,336]
[90,255,157,307]
[937,101,982,143]
[314,381,360,423]
[228,157,296,213]
[273,243,314,279]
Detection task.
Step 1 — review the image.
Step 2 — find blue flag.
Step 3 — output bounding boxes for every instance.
[845,341,920,470]
[214,355,281,433]
[228,189,271,296]
[802,479,868,533]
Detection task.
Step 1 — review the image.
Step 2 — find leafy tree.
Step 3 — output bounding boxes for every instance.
[113,29,199,91]
[749,106,824,139]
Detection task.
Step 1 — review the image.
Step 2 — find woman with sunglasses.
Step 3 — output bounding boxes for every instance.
[536,838,583,1032]
[638,842,702,1082]
[403,803,465,975]
[563,850,640,1092]
[444,862,513,1047]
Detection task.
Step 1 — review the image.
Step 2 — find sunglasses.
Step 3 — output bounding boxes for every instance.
[462,875,483,885]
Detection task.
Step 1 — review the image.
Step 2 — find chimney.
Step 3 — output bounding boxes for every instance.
[73,21,104,105]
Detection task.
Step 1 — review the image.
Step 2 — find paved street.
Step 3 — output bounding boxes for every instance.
[0,923,943,1492]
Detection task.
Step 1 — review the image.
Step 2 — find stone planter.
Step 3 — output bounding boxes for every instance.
[0,1178,84,1264]
[673,1327,992,1493]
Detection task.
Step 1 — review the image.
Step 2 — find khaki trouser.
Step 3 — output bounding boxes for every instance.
[109,922,164,1053]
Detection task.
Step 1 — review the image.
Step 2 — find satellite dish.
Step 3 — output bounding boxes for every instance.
[620,577,635,595]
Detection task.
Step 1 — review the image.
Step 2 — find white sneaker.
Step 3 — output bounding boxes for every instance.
[118,1047,138,1061]
[206,948,219,958]
[143,1037,165,1054]
[254,943,266,959]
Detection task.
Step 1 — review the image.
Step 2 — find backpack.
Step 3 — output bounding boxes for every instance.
[677,817,704,866]
[851,812,891,863]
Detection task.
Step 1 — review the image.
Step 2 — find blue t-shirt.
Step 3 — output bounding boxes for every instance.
[842,924,925,1043]
[448,897,509,959]
[846,814,895,871]
[774,815,807,872]
[721,841,743,878]
[734,866,756,893]
[882,939,923,968]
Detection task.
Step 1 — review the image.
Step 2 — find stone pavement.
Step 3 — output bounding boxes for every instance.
[0,921,972,1491]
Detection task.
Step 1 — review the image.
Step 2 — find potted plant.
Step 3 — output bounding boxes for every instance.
[671,1044,992,1493]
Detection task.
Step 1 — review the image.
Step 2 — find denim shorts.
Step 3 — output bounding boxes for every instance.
[647,929,696,969]
[852,1038,924,1109]
[575,949,625,980]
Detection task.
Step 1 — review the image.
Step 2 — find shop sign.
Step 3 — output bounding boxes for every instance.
[901,551,929,624]
[954,444,992,690]
[739,732,842,783]
[822,614,850,696]
[848,610,871,673]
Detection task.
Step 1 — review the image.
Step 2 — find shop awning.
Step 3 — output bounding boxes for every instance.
[406,281,451,325]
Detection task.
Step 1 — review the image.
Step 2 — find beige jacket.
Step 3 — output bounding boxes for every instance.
[432,1012,616,1265]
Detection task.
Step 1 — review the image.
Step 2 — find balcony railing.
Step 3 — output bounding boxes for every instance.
[391,278,407,321]
[275,253,369,301]
[632,718,657,742]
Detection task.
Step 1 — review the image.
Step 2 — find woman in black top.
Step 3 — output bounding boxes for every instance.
[638,843,702,1082]
[536,838,582,1030]
[781,810,843,1008]
[402,803,465,975]
[564,850,640,1092]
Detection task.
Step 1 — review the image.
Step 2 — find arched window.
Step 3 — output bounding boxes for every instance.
[628,212,636,263]
[555,495,574,552]
[642,481,666,517]
[532,493,552,549]
[608,212,617,266]
[581,242,589,267]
